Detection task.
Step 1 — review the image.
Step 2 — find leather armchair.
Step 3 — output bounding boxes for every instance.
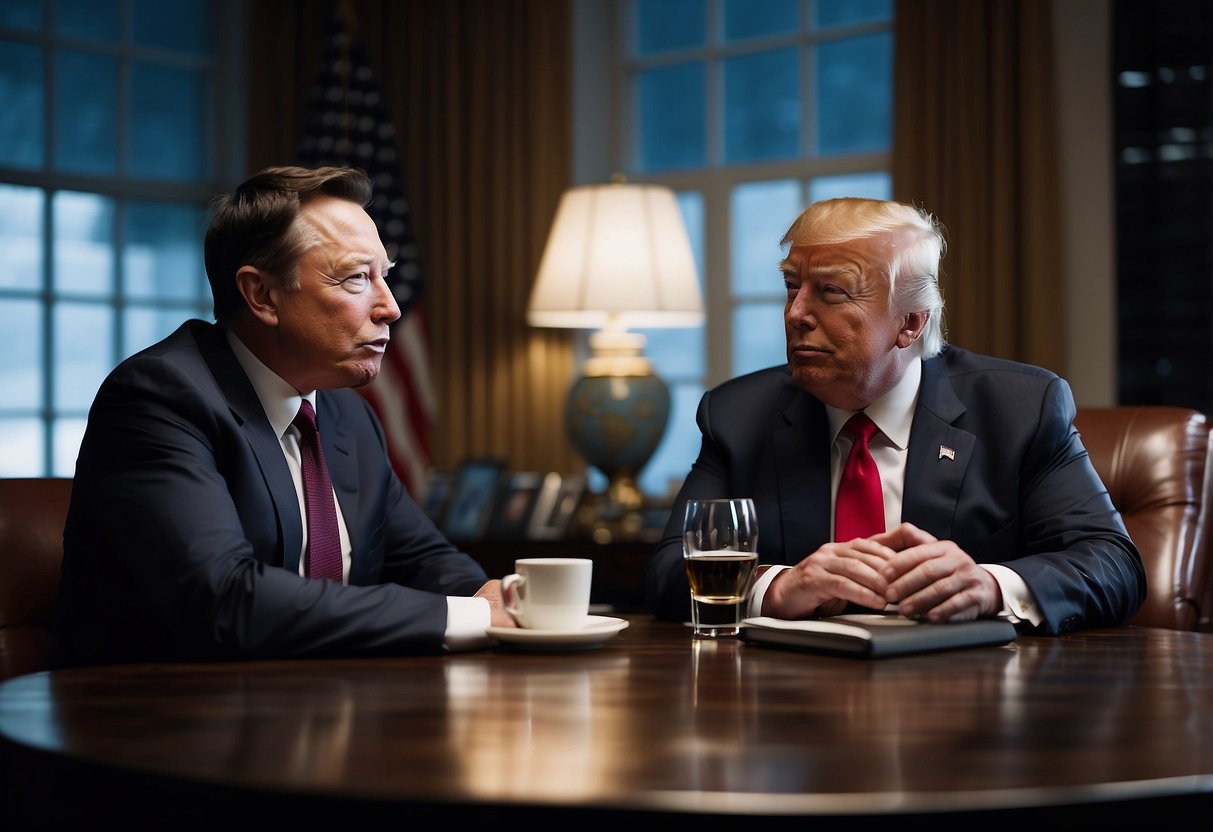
[1074,406,1213,631]
[0,477,71,680]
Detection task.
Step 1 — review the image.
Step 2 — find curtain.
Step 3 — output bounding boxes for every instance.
[892,0,1065,374]
[246,0,578,475]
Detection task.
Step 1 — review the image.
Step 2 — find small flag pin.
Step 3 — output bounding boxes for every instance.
[939,445,955,460]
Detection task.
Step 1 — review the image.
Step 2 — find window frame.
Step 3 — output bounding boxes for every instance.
[0,0,246,476]
[573,0,893,497]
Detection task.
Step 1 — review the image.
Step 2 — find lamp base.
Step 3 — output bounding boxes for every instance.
[564,331,670,534]
[587,489,647,544]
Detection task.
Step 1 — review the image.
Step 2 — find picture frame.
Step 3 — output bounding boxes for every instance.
[486,471,544,539]
[638,505,672,542]
[527,472,587,541]
[420,467,455,525]
[441,459,505,541]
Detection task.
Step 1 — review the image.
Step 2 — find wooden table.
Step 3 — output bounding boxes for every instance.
[3,616,1212,828]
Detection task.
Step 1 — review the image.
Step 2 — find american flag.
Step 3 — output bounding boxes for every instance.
[296,7,436,499]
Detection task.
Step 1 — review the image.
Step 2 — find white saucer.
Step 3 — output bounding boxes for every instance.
[488,615,629,651]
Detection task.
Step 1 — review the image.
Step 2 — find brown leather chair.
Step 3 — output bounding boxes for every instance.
[0,477,71,680]
[1074,406,1213,631]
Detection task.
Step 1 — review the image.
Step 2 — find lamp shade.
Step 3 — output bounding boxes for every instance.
[526,180,704,330]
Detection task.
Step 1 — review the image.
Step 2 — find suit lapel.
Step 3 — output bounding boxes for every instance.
[903,355,973,537]
[773,393,832,563]
[199,324,305,573]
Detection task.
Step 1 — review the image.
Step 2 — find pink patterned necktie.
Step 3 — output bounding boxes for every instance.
[293,400,343,581]
[835,413,885,541]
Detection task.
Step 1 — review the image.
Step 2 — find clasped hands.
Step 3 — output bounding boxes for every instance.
[761,522,1003,623]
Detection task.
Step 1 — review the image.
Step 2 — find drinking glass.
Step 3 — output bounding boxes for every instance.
[682,498,759,637]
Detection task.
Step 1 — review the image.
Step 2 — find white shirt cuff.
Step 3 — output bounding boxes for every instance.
[748,564,790,617]
[445,595,494,652]
[981,563,1042,626]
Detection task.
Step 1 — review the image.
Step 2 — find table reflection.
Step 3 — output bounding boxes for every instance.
[2,619,1212,824]
[444,652,631,798]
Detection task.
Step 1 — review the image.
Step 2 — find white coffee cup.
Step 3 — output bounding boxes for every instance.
[501,557,593,630]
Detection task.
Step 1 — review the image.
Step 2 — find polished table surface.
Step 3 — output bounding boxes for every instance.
[3,615,1213,827]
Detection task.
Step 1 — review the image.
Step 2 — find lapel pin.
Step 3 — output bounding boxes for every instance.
[939,445,955,460]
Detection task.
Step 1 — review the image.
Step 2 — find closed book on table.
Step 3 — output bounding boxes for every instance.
[739,613,1017,658]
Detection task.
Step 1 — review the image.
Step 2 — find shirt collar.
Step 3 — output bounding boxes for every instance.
[225,330,316,439]
[825,358,922,450]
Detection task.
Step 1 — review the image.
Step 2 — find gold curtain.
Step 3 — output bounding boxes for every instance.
[892,0,1064,373]
[246,0,579,474]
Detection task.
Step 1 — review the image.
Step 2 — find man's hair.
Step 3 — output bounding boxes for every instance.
[204,165,374,324]
[781,197,948,358]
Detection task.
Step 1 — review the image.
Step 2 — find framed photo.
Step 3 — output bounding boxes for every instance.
[527,473,587,541]
[420,467,455,524]
[486,471,544,539]
[441,460,505,541]
[638,505,672,542]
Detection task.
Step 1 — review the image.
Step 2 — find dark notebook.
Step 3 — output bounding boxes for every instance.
[739,613,1017,658]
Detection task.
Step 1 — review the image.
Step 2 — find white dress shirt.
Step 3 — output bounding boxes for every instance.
[749,359,1042,626]
[227,331,491,650]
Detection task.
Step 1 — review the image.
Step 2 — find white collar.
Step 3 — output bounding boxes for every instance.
[825,358,922,450]
[225,330,316,439]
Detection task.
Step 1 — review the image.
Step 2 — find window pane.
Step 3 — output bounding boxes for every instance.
[0,0,42,29]
[0,418,43,476]
[676,190,705,290]
[808,170,891,201]
[0,40,44,170]
[813,0,892,29]
[52,417,87,476]
[125,201,207,300]
[637,62,706,171]
[634,0,704,55]
[731,179,801,296]
[815,32,892,155]
[130,61,208,180]
[733,301,786,377]
[639,381,704,499]
[724,48,799,163]
[0,184,44,290]
[0,299,42,409]
[57,0,119,40]
[54,301,113,409]
[724,0,798,41]
[133,0,212,54]
[54,49,118,175]
[642,327,704,378]
[53,191,114,296]
[123,306,190,358]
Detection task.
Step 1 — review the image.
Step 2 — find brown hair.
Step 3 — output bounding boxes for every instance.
[204,166,373,324]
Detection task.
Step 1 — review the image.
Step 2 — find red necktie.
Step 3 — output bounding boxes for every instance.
[835,413,885,541]
[293,400,343,581]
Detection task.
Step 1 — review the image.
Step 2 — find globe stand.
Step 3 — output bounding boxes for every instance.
[564,328,670,541]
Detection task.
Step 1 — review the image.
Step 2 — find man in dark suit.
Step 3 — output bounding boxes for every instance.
[645,197,1145,635]
[54,165,515,668]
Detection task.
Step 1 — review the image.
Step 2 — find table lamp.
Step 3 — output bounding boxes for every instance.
[527,176,703,519]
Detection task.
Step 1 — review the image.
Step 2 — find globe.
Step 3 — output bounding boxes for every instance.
[565,372,670,508]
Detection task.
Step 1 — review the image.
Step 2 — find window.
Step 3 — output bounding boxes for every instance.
[577,0,893,499]
[0,0,243,476]
[1113,0,1213,414]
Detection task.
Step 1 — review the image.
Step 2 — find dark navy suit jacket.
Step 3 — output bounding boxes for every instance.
[54,320,488,666]
[644,347,1146,634]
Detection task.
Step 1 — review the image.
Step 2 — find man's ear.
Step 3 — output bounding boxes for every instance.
[235,266,279,326]
[896,310,929,348]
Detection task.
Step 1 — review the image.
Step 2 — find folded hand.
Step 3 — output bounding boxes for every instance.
[876,523,1003,622]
